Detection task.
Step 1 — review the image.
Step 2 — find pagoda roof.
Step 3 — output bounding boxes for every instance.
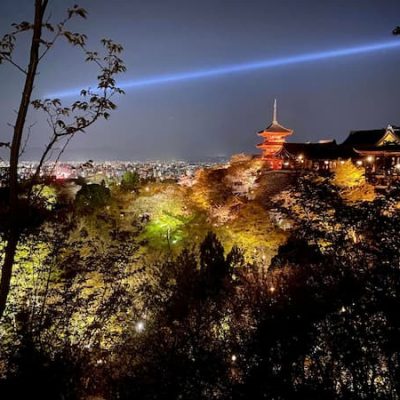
[258,122,293,135]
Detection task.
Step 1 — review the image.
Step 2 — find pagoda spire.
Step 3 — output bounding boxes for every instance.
[272,98,277,124]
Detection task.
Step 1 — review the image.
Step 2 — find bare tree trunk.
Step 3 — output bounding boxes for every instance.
[0,0,48,320]
[0,229,19,318]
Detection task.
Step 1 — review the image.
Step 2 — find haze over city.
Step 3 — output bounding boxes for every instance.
[1,0,400,161]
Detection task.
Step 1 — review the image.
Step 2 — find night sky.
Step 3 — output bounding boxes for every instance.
[1,0,400,161]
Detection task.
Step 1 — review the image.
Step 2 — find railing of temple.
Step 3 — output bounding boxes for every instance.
[366,171,400,187]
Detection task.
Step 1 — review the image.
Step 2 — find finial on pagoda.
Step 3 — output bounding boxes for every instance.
[273,98,277,124]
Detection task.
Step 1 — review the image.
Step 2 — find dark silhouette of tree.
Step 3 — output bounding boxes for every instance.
[200,231,230,296]
[0,1,125,319]
[393,26,400,35]
[75,183,111,213]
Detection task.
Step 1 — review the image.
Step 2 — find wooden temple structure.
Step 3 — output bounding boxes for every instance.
[344,125,400,186]
[255,102,400,186]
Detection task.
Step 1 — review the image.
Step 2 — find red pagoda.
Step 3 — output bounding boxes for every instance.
[257,99,293,169]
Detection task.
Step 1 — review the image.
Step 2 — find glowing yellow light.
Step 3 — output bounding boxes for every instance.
[269,286,275,293]
[366,156,374,162]
[356,160,363,166]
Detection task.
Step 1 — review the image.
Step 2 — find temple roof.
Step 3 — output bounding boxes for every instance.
[342,125,400,146]
[354,144,400,156]
[284,141,339,160]
[258,122,293,134]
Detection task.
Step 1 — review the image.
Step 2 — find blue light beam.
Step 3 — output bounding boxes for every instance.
[46,40,400,98]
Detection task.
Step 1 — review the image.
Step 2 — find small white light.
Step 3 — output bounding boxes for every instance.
[231,354,237,362]
[356,160,363,166]
[366,156,374,162]
[135,320,145,333]
[269,286,275,293]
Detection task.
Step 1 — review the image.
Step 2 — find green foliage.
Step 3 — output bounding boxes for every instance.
[75,183,111,212]
[120,171,140,192]
[3,164,400,399]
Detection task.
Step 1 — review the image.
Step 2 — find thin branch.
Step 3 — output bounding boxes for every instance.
[19,121,36,157]
[1,55,27,75]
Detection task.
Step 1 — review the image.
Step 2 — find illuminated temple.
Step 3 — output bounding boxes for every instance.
[257,99,293,169]
[254,101,400,186]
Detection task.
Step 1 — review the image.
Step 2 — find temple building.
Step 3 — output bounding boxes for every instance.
[257,100,293,169]
[281,124,400,186]
[342,124,400,186]
[254,102,400,185]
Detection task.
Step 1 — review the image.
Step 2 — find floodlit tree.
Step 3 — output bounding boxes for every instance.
[332,160,375,202]
[333,160,365,188]
[0,1,126,319]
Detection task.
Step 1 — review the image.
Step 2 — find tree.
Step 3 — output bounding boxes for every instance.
[121,171,140,192]
[333,160,364,188]
[0,1,125,319]
[393,26,400,35]
[75,183,111,212]
[200,232,230,295]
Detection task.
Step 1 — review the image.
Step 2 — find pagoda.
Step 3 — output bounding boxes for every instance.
[257,99,293,169]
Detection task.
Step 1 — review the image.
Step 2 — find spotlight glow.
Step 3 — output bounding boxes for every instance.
[46,40,400,98]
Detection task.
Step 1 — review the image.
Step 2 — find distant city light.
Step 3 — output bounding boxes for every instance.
[45,40,400,98]
[231,354,237,362]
